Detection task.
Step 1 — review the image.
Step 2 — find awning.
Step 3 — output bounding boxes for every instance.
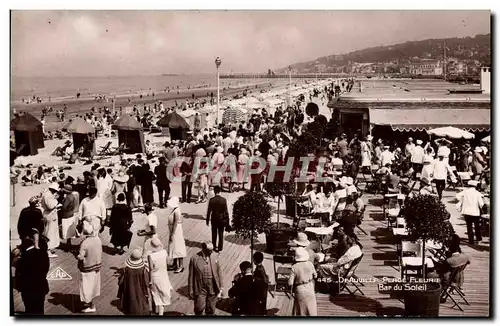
[369,108,490,132]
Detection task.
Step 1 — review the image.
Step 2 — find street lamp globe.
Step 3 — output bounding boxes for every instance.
[215,57,222,68]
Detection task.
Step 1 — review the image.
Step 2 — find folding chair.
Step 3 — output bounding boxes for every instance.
[110,143,129,155]
[98,141,113,156]
[456,171,472,188]
[332,190,347,221]
[337,254,365,296]
[440,263,470,311]
[399,241,433,279]
[272,250,294,298]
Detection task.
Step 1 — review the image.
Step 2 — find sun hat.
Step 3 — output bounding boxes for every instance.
[82,222,94,236]
[367,135,373,141]
[28,196,40,205]
[294,247,310,262]
[474,147,483,153]
[126,249,145,269]
[150,238,163,251]
[467,180,479,187]
[384,145,390,149]
[114,168,130,183]
[167,196,180,209]
[62,184,73,193]
[408,137,413,142]
[416,140,423,145]
[293,232,310,247]
[48,183,60,191]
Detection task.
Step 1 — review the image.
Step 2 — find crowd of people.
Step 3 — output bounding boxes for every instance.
[11,77,490,316]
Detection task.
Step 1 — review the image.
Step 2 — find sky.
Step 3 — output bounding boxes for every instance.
[11,10,490,77]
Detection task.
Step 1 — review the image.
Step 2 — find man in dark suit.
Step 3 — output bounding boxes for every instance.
[154,157,170,208]
[188,242,223,315]
[252,252,269,315]
[229,261,257,315]
[15,237,50,315]
[206,186,229,252]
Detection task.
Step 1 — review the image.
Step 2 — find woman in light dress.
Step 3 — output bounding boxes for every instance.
[96,168,114,216]
[360,138,372,168]
[237,148,249,190]
[147,238,173,316]
[41,183,61,258]
[166,197,187,273]
[288,247,317,316]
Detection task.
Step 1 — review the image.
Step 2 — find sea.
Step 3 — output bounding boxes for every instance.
[10,74,281,103]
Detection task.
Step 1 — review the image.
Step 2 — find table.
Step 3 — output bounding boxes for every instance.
[305,222,339,253]
[401,257,435,269]
[392,228,408,236]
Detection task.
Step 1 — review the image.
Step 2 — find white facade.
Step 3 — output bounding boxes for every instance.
[480,67,491,94]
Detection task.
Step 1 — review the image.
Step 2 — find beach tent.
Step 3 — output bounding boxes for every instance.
[10,112,44,156]
[157,111,191,141]
[113,115,145,154]
[64,118,96,156]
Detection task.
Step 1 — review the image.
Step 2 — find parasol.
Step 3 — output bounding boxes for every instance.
[157,111,191,129]
[113,115,143,131]
[427,126,475,140]
[63,118,95,134]
[222,107,247,125]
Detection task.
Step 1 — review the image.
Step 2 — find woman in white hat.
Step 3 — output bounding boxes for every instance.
[288,247,317,316]
[40,183,61,258]
[166,197,186,273]
[147,238,173,316]
[111,167,129,203]
[290,232,316,263]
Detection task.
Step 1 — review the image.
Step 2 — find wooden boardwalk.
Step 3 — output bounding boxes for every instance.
[11,182,490,317]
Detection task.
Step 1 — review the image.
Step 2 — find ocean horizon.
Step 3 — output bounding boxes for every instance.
[11,74,276,102]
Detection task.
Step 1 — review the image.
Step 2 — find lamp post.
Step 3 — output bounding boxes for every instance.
[288,66,292,108]
[215,57,222,127]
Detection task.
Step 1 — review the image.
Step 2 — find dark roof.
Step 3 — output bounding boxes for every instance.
[10,113,42,132]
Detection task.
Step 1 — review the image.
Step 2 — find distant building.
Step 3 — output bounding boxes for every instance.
[409,59,443,76]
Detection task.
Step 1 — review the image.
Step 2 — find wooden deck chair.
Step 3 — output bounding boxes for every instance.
[51,142,71,157]
[337,254,365,296]
[110,143,129,155]
[98,141,113,156]
[456,171,472,188]
[440,263,470,311]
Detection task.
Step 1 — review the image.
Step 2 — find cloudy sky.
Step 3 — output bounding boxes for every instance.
[11,10,490,77]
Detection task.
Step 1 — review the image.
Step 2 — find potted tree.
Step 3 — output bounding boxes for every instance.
[232,191,272,263]
[400,194,454,317]
[264,180,296,253]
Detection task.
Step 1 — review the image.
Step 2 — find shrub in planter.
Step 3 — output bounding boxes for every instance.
[400,194,454,316]
[232,191,272,262]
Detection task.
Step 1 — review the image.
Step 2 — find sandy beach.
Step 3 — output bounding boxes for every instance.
[11,78,298,132]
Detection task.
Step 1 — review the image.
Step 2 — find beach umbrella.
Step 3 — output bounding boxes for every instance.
[427,126,475,140]
[222,107,246,125]
[10,112,42,132]
[481,135,490,143]
[157,111,190,129]
[113,115,143,130]
[63,118,95,134]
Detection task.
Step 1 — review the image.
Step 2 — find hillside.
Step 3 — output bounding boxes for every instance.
[277,34,490,73]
